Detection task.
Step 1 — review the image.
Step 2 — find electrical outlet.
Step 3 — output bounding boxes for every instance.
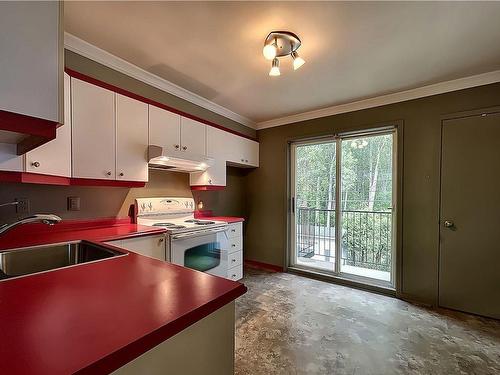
[15,198,30,214]
[67,196,81,211]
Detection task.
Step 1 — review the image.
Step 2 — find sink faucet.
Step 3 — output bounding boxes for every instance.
[0,214,62,236]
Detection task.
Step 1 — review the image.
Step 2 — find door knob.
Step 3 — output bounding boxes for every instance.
[443,220,454,228]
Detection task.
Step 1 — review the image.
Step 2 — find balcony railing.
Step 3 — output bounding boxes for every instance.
[296,207,392,272]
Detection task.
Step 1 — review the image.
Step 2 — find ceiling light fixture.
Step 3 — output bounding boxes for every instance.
[263,31,305,76]
[269,58,280,76]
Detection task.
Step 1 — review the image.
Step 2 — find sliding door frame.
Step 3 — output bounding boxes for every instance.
[286,121,404,295]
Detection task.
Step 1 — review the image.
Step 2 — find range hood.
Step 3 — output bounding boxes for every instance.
[148,145,214,173]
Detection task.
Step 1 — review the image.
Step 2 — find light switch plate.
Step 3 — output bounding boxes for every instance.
[67,196,81,211]
[15,198,30,214]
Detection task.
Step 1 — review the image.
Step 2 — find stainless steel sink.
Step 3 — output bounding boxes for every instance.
[0,241,126,281]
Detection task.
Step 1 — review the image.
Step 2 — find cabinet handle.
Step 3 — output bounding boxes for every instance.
[32,161,40,168]
[245,160,248,163]
[231,244,236,247]
[182,146,188,151]
[208,179,212,184]
[119,172,124,177]
[231,258,237,262]
[232,274,237,278]
[231,229,236,233]
[159,238,164,243]
[241,158,244,162]
[174,144,180,149]
[106,171,112,176]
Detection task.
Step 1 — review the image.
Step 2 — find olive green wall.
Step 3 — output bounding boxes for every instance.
[245,82,500,305]
[65,50,256,139]
[192,167,250,218]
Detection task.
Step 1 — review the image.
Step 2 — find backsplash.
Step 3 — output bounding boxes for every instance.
[0,167,248,223]
[0,170,192,222]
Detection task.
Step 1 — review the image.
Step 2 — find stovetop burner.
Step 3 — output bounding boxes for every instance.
[184,219,216,225]
[152,222,178,227]
[195,221,215,225]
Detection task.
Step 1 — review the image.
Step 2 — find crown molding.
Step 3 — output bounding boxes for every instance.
[257,70,500,130]
[64,32,256,129]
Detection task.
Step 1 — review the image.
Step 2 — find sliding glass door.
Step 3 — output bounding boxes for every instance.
[290,129,396,287]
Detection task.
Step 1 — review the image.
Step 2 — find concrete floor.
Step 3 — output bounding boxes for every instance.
[235,268,500,375]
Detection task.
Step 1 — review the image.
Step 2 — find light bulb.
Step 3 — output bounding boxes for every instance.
[269,58,280,76]
[263,43,277,60]
[291,51,305,70]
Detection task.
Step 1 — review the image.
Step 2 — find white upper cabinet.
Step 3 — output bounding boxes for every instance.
[207,126,259,168]
[149,105,181,156]
[0,1,62,123]
[25,73,72,177]
[71,78,116,180]
[190,159,226,187]
[149,106,207,158]
[116,94,148,182]
[180,117,206,156]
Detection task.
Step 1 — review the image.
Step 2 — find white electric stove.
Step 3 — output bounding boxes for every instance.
[135,197,231,278]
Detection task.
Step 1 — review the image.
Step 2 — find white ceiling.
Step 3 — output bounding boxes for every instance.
[65,1,500,128]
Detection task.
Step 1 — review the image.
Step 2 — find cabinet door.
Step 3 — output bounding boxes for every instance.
[71,78,115,179]
[242,137,259,167]
[207,126,230,160]
[0,1,62,123]
[119,235,166,261]
[25,73,71,176]
[116,94,148,182]
[180,117,206,156]
[149,105,181,156]
[189,159,226,187]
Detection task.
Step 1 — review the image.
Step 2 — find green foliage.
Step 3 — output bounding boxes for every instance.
[295,134,393,272]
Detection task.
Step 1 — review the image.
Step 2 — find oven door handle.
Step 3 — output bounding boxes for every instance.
[171,226,228,240]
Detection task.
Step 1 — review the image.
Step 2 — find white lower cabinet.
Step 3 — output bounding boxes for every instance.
[226,222,243,281]
[106,234,167,261]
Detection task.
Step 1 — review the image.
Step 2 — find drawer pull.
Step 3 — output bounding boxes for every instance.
[231,244,236,247]
[231,258,237,262]
[232,274,237,278]
[32,161,40,168]
[231,229,236,232]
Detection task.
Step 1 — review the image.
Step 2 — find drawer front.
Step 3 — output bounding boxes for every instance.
[228,250,243,268]
[223,236,242,253]
[227,264,243,281]
[226,222,242,239]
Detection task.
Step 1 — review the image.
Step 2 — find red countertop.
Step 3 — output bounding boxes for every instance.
[0,218,247,374]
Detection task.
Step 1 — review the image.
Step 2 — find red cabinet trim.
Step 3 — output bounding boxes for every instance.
[0,171,145,188]
[0,109,58,155]
[190,185,225,191]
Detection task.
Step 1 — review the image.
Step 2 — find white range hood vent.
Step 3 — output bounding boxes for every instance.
[148,145,214,173]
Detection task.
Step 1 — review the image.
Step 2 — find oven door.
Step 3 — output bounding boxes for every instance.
[170,226,228,277]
